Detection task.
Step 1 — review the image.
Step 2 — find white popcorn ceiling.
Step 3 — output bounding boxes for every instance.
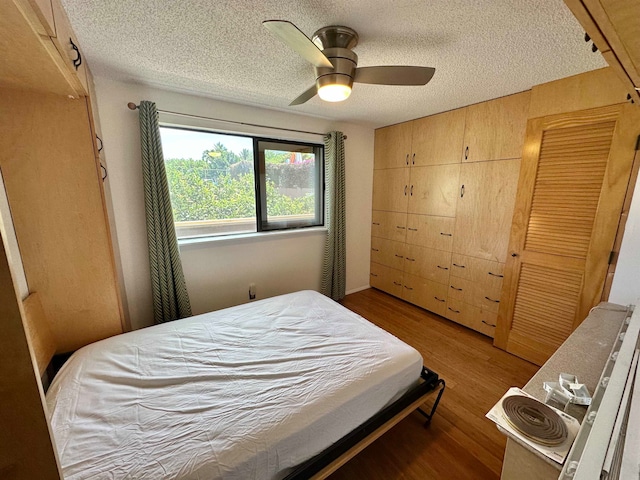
[61,0,606,128]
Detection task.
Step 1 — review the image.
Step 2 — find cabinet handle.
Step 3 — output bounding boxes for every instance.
[394,281,402,286]
[412,153,415,165]
[437,265,448,270]
[440,232,452,237]
[396,226,405,230]
[464,146,469,160]
[100,163,107,181]
[370,273,378,277]
[70,38,82,69]
[405,257,416,262]
[434,296,445,302]
[410,185,413,196]
[452,263,465,268]
[404,185,408,196]
[460,184,465,198]
[406,154,409,165]
[407,227,418,231]
[404,285,413,290]
[96,135,104,153]
[488,271,504,278]
[484,296,500,303]
[371,248,379,252]
[511,252,519,257]
[450,285,462,291]
[448,307,460,314]
[372,222,380,226]
[395,254,404,258]
[482,320,497,327]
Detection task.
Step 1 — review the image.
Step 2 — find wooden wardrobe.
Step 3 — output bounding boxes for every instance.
[371,68,637,365]
[371,92,530,338]
[1,1,125,476]
[0,0,124,353]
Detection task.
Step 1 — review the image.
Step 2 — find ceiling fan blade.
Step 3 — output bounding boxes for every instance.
[289,85,318,106]
[263,20,334,69]
[354,66,436,85]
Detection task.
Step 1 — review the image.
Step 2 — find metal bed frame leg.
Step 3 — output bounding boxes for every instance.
[417,379,446,426]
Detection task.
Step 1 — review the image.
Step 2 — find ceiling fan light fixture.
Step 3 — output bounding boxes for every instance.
[318,84,352,102]
[316,74,353,102]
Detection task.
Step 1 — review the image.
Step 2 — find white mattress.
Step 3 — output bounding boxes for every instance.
[47,290,423,480]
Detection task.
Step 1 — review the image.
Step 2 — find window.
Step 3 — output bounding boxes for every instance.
[159,126,324,239]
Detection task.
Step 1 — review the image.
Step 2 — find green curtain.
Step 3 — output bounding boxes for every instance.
[138,101,192,323]
[321,131,346,301]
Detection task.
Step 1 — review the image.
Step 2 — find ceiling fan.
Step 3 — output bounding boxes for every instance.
[263,20,436,105]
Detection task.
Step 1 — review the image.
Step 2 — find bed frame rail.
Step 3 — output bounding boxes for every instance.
[284,366,445,480]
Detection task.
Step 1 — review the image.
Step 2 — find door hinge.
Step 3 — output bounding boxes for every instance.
[635,135,640,151]
[608,250,617,265]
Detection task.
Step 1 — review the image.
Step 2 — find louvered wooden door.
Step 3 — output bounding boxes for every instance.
[494,104,640,365]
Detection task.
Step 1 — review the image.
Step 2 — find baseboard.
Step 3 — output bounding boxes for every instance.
[345,285,370,295]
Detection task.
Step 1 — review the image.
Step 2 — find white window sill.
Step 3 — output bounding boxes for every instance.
[178,227,328,248]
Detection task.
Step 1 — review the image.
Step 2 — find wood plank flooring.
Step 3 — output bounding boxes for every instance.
[329,288,538,480]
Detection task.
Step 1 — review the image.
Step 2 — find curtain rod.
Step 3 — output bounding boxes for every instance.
[126,103,346,139]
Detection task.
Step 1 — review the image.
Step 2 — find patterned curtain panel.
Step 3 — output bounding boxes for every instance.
[321,131,346,301]
[138,101,192,323]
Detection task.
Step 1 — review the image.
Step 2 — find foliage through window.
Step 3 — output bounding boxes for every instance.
[159,127,324,239]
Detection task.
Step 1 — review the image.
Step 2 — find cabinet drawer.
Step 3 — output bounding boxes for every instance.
[371,237,405,270]
[372,210,407,242]
[405,214,455,251]
[50,0,88,95]
[448,276,502,313]
[370,262,403,298]
[401,273,448,317]
[404,245,451,285]
[445,299,496,338]
[450,253,504,284]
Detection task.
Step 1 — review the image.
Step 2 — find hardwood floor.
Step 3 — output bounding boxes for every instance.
[329,288,538,480]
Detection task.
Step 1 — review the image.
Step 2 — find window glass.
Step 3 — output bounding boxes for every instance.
[160,127,256,238]
[257,140,323,230]
[159,127,324,239]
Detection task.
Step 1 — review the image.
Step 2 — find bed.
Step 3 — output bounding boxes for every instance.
[43,290,444,479]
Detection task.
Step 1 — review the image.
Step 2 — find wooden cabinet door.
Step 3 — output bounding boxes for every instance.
[407,164,460,217]
[462,92,530,162]
[374,122,413,169]
[583,0,640,87]
[411,109,466,166]
[49,0,89,95]
[494,104,640,365]
[372,168,410,213]
[453,159,520,263]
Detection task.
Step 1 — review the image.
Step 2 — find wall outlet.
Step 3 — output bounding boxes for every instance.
[249,283,256,300]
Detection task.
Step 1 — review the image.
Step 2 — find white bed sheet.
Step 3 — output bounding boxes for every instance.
[47,290,423,480]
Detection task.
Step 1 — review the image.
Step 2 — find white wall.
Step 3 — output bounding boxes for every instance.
[94,77,374,330]
[610,173,640,306]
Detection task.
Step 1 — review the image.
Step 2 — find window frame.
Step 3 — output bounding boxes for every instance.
[254,136,325,232]
[159,124,325,239]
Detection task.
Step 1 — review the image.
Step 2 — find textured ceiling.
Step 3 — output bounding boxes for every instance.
[61,0,606,128]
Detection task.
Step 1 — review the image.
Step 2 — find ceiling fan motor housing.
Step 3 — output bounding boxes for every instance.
[312,26,359,92]
[314,47,358,91]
